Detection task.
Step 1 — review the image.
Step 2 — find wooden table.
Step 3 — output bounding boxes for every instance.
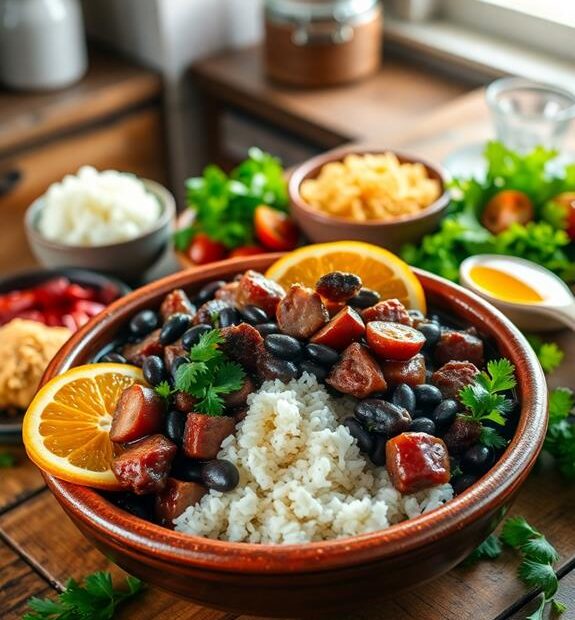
[2,87,575,620]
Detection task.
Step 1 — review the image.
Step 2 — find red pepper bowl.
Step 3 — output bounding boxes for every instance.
[41,254,547,617]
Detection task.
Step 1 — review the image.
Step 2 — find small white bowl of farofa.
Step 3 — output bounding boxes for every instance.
[289,147,450,252]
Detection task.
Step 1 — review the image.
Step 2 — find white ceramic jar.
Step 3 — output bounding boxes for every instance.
[0,0,87,90]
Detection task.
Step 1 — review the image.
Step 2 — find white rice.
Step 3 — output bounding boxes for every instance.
[174,374,453,544]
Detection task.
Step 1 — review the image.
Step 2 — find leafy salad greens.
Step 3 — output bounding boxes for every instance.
[401,141,575,283]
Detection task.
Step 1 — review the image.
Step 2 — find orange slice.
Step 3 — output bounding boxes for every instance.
[23,363,145,489]
[266,241,426,312]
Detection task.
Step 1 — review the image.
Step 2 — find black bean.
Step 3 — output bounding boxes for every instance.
[182,324,212,350]
[171,356,188,378]
[299,361,328,382]
[348,288,380,309]
[264,334,303,361]
[160,313,193,345]
[255,322,280,337]
[354,399,411,437]
[391,384,416,414]
[431,399,459,428]
[343,417,374,454]
[217,307,239,328]
[305,343,339,367]
[201,459,240,492]
[114,493,154,520]
[173,458,204,483]
[259,356,300,382]
[370,435,387,466]
[409,417,436,435]
[461,445,494,475]
[413,384,443,409]
[452,473,478,495]
[418,322,441,350]
[143,355,166,386]
[195,280,227,305]
[100,351,127,364]
[129,309,159,337]
[165,410,186,445]
[240,305,268,325]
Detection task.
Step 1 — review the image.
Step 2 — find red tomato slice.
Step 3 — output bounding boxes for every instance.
[549,192,575,240]
[230,245,267,258]
[310,306,365,351]
[187,233,228,265]
[254,206,298,251]
[480,190,534,234]
[366,321,425,361]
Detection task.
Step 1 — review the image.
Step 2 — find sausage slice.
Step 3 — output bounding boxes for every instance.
[276,284,329,339]
[326,342,387,398]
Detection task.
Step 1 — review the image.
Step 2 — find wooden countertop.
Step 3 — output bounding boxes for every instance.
[1,87,574,619]
[0,49,162,155]
[190,45,470,148]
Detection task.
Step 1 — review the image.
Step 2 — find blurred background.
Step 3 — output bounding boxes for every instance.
[1,0,574,273]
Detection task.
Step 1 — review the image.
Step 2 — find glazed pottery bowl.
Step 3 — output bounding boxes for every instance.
[25,179,176,282]
[289,147,450,252]
[0,267,130,443]
[41,255,546,617]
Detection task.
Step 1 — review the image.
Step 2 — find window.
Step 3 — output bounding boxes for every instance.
[475,0,575,28]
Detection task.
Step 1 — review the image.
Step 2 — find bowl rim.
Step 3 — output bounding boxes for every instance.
[288,146,451,227]
[24,178,176,251]
[40,255,547,575]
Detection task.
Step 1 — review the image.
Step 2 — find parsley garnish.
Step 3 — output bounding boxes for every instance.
[525,334,565,374]
[154,380,172,400]
[0,452,15,468]
[173,329,245,416]
[543,387,575,479]
[459,359,516,448]
[23,571,143,619]
[463,517,566,617]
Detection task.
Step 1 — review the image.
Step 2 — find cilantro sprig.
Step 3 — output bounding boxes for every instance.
[463,517,565,618]
[155,329,245,417]
[525,334,565,374]
[24,571,143,619]
[459,359,517,449]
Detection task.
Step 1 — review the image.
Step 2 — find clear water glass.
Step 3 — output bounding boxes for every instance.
[486,77,575,152]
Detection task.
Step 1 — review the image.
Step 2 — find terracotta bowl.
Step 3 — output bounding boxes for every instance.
[25,179,176,282]
[41,255,547,617]
[289,147,450,252]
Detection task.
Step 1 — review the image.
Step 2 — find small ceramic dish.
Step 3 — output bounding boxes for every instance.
[25,179,176,282]
[40,255,546,617]
[289,147,450,252]
[0,268,130,443]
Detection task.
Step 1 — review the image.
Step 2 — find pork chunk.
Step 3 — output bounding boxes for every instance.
[432,360,480,400]
[219,323,264,372]
[235,270,285,316]
[160,289,195,321]
[435,329,484,367]
[183,413,236,460]
[276,284,329,339]
[326,342,387,398]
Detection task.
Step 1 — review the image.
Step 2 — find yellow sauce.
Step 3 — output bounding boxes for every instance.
[469,265,544,304]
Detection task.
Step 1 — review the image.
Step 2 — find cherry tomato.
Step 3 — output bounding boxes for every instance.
[310,306,365,351]
[229,245,267,258]
[366,321,425,361]
[549,192,575,240]
[187,233,227,265]
[254,205,299,251]
[480,190,534,234]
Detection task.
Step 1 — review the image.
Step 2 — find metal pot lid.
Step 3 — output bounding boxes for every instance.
[265,0,379,22]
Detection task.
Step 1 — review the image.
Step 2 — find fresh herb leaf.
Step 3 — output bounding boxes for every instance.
[23,571,143,619]
[518,559,558,599]
[196,387,225,417]
[463,534,502,565]
[521,537,560,565]
[526,335,565,374]
[552,599,567,615]
[479,426,507,449]
[458,359,516,447]
[0,452,15,468]
[178,149,288,250]
[189,329,224,363]
[154,381,173,400]
[212,361,245,395]
[175,361,209,393]
[543,387,575,479]
[500,516,540,548]
[526,595,546,620]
